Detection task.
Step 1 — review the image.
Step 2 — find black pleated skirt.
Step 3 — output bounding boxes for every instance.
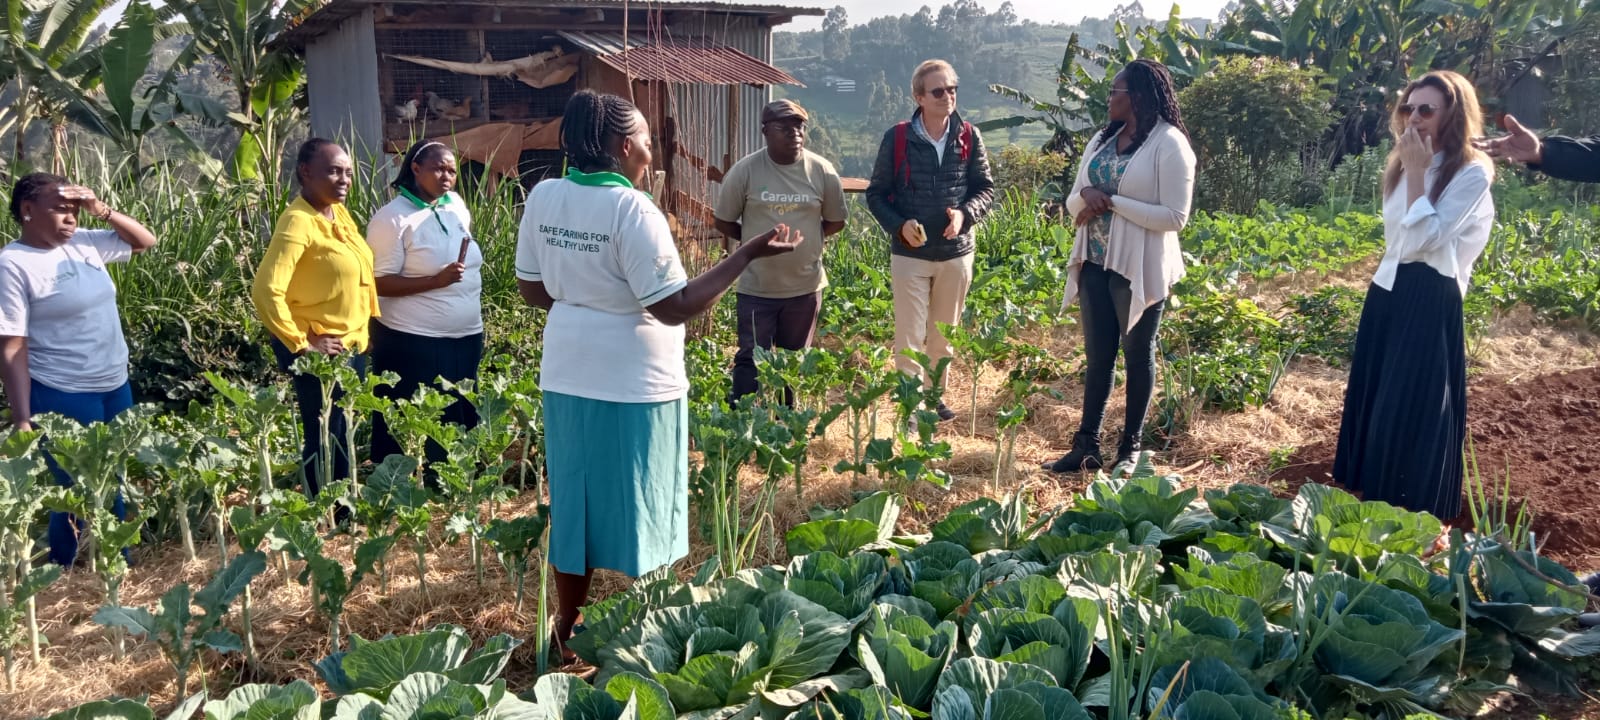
[1333,263,1468,521]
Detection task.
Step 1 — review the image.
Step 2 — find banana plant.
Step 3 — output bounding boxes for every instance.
[16,1,223,177]
[94,551,267,696]
[170,0,319,182]
[35,405,157,659]
[0,435,55,690]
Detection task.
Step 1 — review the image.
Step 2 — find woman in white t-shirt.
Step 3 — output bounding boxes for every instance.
[515,90,799,662]
[366,140,483,471]
[0,173,158,566]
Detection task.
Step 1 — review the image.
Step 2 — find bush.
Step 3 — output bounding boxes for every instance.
[1284,286,1365,366]
[1181,57,1332,213]
[990,144,1070,204]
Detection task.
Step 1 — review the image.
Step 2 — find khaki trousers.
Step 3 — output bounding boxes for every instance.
[890,253,975,387]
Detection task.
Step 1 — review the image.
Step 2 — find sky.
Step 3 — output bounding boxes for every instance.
[777,0,1234,31]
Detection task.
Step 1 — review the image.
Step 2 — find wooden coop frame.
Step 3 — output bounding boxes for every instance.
[275,0,821,241]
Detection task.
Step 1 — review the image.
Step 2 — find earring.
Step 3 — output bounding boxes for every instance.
[21,216,28,222]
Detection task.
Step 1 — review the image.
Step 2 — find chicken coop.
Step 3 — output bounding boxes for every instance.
[274,0,820,240]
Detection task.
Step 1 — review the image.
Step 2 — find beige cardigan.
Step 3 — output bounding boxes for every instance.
[1062,121,1197,333]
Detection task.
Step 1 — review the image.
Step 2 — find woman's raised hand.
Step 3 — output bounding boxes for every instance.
[1398,126,1435,176]
[57,184,111,220]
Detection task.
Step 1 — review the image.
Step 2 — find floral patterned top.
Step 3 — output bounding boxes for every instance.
[1085,140,1132,265]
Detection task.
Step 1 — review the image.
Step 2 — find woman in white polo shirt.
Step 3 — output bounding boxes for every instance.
[365,140,483,469]
[515,90,798,662]
[0,172,158,566]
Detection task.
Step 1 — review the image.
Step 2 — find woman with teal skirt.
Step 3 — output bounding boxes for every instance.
[515,90,800,661]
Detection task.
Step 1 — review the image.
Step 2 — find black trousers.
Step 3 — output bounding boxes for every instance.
[368,320,484,467]
[1077,262,1165,443]
[270,337,367,497]
[729,291,821,405]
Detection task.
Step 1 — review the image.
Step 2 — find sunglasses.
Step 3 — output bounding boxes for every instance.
[1398,103,1440,119]
[927,85,958,99]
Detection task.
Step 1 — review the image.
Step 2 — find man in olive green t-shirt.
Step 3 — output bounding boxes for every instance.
[715,99,848,404]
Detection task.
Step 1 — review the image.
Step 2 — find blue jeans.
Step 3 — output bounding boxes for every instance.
[33,380,133,567]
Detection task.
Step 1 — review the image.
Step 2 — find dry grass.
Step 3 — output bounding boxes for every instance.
[4,314,1598,719]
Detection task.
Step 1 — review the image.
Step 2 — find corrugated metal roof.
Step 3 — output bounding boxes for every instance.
[275,0,821,50]
[559,31,801,87]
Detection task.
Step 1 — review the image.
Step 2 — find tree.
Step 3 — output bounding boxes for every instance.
[0,0,117,169]
[1180,56,1331,212]
[822,6,851,69]
[173,0,317,182]
[27,1,220,177]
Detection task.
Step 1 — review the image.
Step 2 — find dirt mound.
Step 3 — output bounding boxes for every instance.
[1273,366,1600,571]
[1469,366,1600,569]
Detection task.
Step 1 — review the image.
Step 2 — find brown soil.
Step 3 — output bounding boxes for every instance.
[1272,365,1600,572]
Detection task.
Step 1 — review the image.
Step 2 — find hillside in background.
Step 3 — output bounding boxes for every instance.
[770,1,1214,176]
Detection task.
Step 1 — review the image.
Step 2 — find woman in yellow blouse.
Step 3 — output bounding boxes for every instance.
[251,138,379,497]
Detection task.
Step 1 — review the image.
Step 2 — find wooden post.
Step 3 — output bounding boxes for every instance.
[724,85,739,173]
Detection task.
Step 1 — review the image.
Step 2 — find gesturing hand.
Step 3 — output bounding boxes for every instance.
[744,224,803,258]
[306,333,346,356]
[943,208,965,239]
[1473,114,1543,165]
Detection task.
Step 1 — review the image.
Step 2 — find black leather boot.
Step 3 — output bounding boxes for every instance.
[1112,433,1142,470]
[1043,431,1103,473]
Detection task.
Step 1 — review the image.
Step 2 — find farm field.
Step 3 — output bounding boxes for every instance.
[3,155,1600,719]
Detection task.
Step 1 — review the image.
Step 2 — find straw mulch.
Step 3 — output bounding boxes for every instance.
[5,313,1598,720]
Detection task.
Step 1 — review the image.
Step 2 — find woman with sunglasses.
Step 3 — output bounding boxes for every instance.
[1334,70,1495,522]
[365,140,484,473]
[1044,59,1195,473]
[865,59,994,423]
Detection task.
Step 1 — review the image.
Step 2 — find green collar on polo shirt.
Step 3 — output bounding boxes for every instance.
[565,167,650,197]
[397,186,453,210]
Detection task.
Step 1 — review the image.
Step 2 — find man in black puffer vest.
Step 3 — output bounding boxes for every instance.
[865,59,995,424]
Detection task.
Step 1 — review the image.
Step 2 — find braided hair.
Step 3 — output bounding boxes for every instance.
[392,140,453,198]
[561,91,644,173]
[1096,59,1189,154]
[8,172,67,223]
[295,137,342,186]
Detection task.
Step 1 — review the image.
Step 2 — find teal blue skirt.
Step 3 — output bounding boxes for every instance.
[543,391,689,576]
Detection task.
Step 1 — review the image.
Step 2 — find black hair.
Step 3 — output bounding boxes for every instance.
[1096,59,1189,154]
[8,172,67,223]
[392,141,454,197]
[295,138,342,185]
[560,91,644,173]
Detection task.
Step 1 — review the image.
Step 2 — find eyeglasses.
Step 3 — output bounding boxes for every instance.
[1109,88,1132,96]
[1398,103,1439,119]
[928,85,958,99]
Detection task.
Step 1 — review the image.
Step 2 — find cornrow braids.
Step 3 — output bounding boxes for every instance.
[561,91,644,174]
[392,140,452,196]
[8,172,67,223]
[1095,59,1189,154]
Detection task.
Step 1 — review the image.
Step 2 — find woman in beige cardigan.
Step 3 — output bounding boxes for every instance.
[1044,59,1196,473]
